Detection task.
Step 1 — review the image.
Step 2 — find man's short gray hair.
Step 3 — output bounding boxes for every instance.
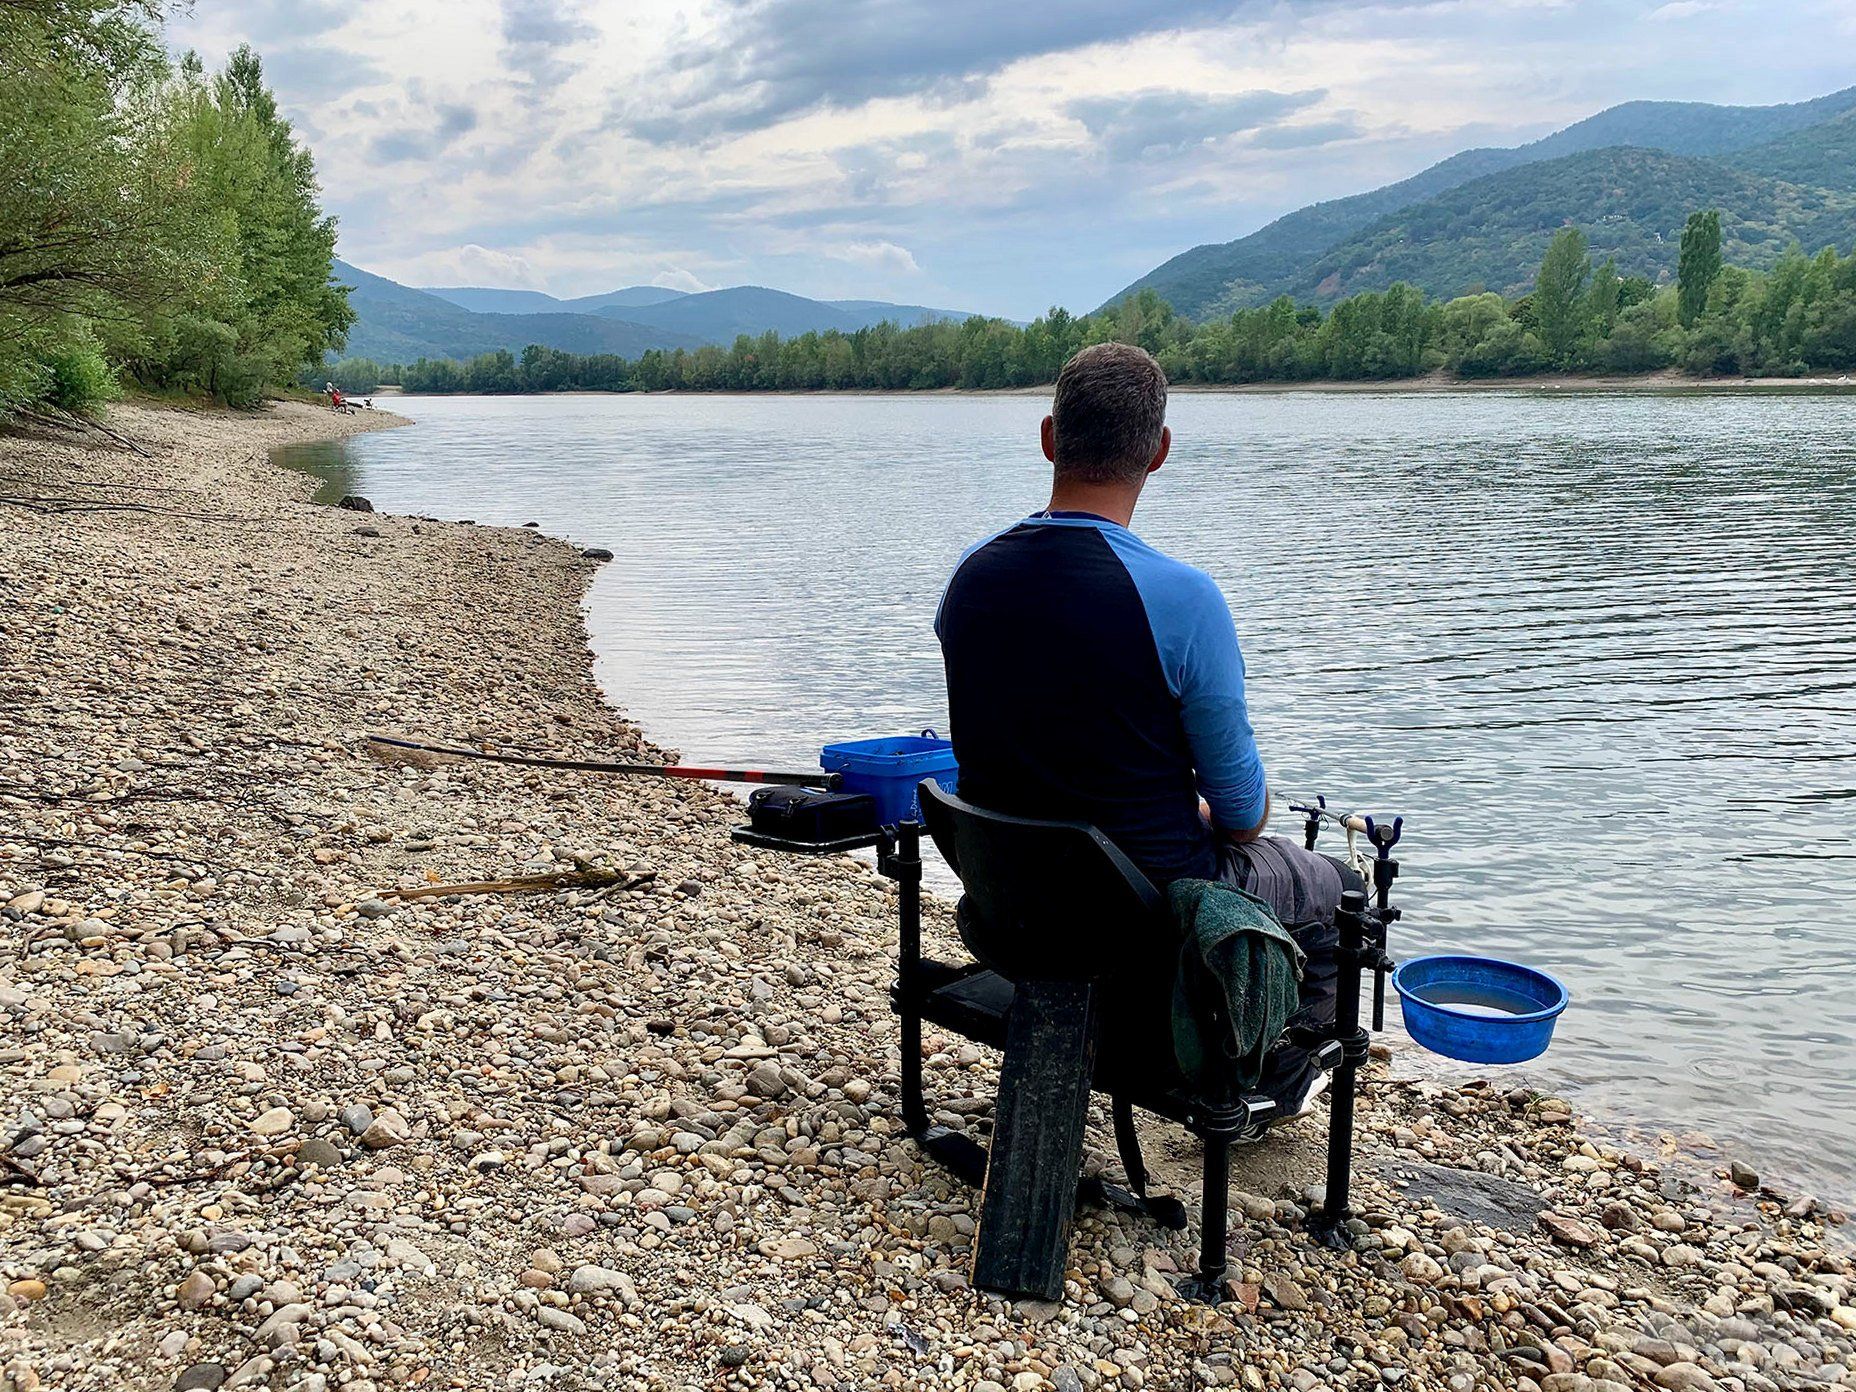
[1050,343,1168,486]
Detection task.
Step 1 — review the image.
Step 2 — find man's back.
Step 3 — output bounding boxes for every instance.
[936,511,1266,888]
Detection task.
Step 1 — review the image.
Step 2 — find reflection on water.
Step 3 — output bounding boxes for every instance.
[276,388,1856,1202]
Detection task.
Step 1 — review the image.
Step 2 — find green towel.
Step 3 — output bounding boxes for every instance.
[1169,878,1305,1099]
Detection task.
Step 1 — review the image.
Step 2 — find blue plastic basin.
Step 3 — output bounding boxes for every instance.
[820,731,959,826]
[1393,954,1568,1064]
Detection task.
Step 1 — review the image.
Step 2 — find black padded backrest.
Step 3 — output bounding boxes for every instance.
[919,780,1163,982]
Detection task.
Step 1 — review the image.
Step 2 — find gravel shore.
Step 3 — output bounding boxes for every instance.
[2,402,1851,1392]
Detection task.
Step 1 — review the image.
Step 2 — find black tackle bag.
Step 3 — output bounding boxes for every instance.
[746,786,880,843]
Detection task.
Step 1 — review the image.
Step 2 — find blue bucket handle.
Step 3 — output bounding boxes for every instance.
[920,727,939,740]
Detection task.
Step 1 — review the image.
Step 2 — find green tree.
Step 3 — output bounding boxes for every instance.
[1,3,350,413]
[1531,227,1592,367]
[0,0,209,411]
[135,46,352,402]
[1677,209,1722,328]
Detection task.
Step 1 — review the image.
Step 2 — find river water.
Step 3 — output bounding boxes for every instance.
[278,388,1856,1202]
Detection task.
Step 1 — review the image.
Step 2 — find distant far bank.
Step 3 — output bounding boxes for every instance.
[316,226,1856,402]
[1173,370,1856,394]
[357,371,1856,401]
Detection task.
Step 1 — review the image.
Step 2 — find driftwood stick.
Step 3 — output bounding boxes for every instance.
[388,868,656,901]
[0,494,262,522]
[17,405,156,457]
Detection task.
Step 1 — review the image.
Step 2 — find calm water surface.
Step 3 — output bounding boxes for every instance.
[280,390,1856,1201]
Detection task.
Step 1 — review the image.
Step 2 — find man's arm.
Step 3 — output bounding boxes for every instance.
[1178,577,1269,843]
[1206,789,1270,844]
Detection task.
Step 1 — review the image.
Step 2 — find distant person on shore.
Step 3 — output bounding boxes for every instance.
[934,341,1359,1112]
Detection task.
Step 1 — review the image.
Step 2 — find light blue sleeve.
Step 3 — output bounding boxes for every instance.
[1104,534,1268,831]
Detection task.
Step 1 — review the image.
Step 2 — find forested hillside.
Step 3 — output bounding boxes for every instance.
[1287,147,1856,303]
[1,0,351,413]
[1112,85,1856,319]
[1729,108,1856,193]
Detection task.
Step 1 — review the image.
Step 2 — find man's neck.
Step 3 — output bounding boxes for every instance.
[1044,481,1143,528]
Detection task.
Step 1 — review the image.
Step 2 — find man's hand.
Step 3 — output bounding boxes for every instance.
[1201,789,1269,844]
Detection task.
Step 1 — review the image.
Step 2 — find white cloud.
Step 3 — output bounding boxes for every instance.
[398,243,551,289]
[827,241,922,275]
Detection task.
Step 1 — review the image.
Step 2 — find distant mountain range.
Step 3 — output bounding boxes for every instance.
[1110,84,1856,317]
[331,260,982,363]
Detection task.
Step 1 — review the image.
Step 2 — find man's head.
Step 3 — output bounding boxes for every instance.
[1042,342,1170,490]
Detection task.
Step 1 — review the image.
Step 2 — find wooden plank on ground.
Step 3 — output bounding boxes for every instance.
[971,979,1098,1301]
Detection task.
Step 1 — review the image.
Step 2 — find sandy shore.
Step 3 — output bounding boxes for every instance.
[1,402,1851,1392]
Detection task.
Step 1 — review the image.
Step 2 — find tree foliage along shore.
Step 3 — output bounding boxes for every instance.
[0,0,351,415]
[339,219,1856,397]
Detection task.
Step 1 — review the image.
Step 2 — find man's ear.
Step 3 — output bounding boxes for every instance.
[1147,425,1171,475]
[1040,415,1057,464]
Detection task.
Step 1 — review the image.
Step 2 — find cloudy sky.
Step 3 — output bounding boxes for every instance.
[167,1,1855,319]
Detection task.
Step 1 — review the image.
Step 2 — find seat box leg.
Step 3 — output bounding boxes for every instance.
[971,979,1098,1302]
[1179,1134,1231,1304]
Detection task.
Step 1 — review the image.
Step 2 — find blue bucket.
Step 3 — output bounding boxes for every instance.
[820,730,959,826]
[1393,954,1568,1064]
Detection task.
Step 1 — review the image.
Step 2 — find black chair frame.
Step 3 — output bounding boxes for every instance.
[729,782,1401,1304]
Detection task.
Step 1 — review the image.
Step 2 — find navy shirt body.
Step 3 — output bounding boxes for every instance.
[935,513,1267,889]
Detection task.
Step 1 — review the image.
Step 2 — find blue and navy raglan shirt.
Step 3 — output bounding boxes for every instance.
[935,511,1268,888]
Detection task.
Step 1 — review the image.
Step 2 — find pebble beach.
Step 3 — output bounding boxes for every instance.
[1,401,1852,1392]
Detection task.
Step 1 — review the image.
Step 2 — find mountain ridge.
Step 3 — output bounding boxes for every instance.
[331,261,706,363]
[337,268,983,363]
[1109,83,1856,317]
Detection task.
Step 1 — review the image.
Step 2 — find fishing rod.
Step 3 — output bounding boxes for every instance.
[1281,790,1403,1032]
[364,734,841,788]
[1279,792,1371,835]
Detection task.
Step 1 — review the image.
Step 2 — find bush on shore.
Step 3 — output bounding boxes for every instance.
[0,1,351,418]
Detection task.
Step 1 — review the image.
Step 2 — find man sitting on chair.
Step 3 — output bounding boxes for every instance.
[934,341,1360,1115]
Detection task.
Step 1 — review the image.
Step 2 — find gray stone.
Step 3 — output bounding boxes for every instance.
[1402,1160,1549,1233]
[175,1364,228,1391]
[254,1302,314,1344]
[745,1061,786,1099]
[358,1109,408,1149]
[1262,1275,1309,1311]
[295,1136,341,1170]
[177,1270,215,1310]
[567,1265,639,1306]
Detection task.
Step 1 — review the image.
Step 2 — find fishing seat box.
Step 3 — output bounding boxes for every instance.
[746,786,880,843]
